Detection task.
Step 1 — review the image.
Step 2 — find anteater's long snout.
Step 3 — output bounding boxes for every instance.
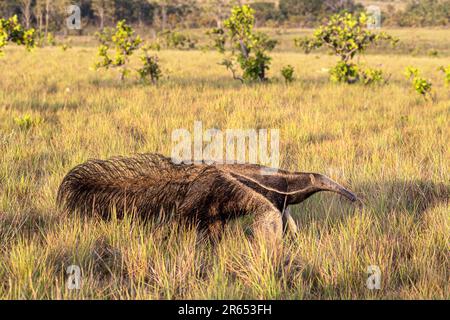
[316,174,358,202]
[336,187,358,202]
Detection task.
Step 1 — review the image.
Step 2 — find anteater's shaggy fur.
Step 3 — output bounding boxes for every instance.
[57,153,358,240]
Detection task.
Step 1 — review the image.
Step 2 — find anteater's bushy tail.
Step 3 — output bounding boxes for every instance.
[56,153,175,217]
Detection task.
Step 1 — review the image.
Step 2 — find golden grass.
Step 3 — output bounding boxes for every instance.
[0,39,449,299]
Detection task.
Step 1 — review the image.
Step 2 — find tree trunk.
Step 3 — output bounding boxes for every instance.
[138,9,142,28]
[38,14,43,33]
[259,63,266,81]
[100,9,104,29]
[161,5,167,31]
[45,0,50,37]
[22,1,31,28]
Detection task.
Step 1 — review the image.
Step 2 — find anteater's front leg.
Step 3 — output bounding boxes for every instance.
[251,206,283,244]
[282,207,298,236]
[179,169,283,243]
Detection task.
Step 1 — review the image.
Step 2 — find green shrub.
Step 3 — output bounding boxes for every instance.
[161,30,197,50]
[46,32,56,46]
[281,65,295,83]
[428,49,439,57]
[60,43,71,51]
[439,65,450,86]
[14,115,42,130]
[137,45,162,84]
[94,20,142,80]
[405,66,433,98]
[208,5,277,82]
[330,61,359,84]
[296,12,397,84]
[359,67,386,85]
[0,15,35,55]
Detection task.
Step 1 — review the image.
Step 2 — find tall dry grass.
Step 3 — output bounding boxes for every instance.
[0,32,449,299]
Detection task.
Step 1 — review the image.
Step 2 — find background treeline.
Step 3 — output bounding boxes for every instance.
[1,0,449,35]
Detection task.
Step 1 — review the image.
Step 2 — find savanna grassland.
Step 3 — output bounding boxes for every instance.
[0,28,449,299]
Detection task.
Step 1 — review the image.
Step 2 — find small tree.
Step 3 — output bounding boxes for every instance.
[439,65,450,87]
[405,66,433,100]
[94,20,142,80]
[296,12,397,84]
[359,66,386,85]
[161,30,197,50]
[0,15,35,56]
[281,65,295,83]
[208,5,277,82]
[137,45,162,84]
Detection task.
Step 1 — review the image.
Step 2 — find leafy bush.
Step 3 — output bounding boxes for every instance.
[14,114,42,130]
[94,20,142,80]
[208,5,277,82]
[0,15,35,55]
[439,65,450,86]
[46,33,56,46]
[329,62,386,85]
[391,0,450,27]
[405,66,433,98]
[60,43,71,51]
[137,45,162,84]
[161,30,197,50]
[330,61,359,83]
[296,12,397,84]
[428,49,439,57]
[281,65,295,83]
[359,67,386,85]
[146,38,163,51]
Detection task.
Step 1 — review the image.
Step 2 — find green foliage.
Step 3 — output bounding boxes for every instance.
[0,0,448,30]
[137,45,162,84]
[60,43,71,51]
[297,12,398,62]
[14,114,42,130]
[405,66,433,98]
[404,66,420,79]
[281,65,295,83]
[207,27,227,53]
[297,12,397,84]
[329,62,386,85]
[34,31,60,48]
[427,49,439,57]
[94,20,142,80]
[146,39,162,51]
[208,5,277,82]
[35,31,45,47]
[439,65,450,86]
[161,30,197,50]
[393,0,450,27]
[359,67,385,85]
[250,2,279,24]
[0,15,35,55]
[330,61,359,83]
[279,0,364,26]
[46,33,56,46]
[413,78,432,97]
